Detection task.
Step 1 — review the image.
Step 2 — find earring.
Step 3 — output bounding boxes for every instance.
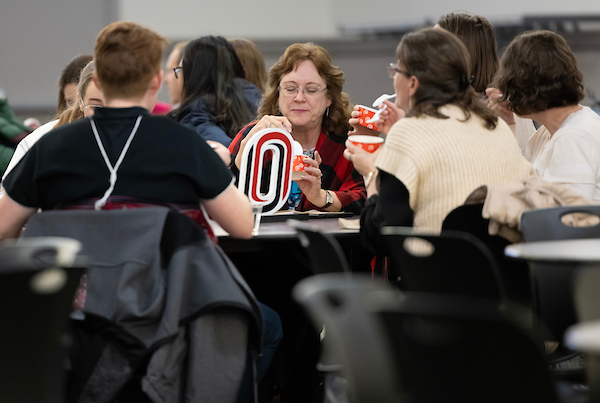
[325,106,330,117]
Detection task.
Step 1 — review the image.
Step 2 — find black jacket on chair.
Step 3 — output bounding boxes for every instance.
[22,207,262,403]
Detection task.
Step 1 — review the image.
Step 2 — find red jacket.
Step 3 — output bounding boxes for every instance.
[229,123,366,214]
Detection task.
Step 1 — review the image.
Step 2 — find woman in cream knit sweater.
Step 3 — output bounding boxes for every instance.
[346,28,534,255]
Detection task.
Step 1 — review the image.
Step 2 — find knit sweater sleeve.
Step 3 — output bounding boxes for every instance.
[375,119,422,211]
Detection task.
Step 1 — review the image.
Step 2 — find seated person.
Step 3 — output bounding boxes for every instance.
[175,36,261,146]
[348,12,538,155]
[2,60,103,186]
[229,42,366,214]
[345,28,534,255]
[56,54,94,115]
[491,30,600,201]
[0,95,32,175]
[164,40,188,108]
[229,37,268,93]
[0,21,279,401]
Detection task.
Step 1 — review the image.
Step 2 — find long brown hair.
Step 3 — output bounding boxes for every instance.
[437,12,498,94]
[397,28,497,129]
[259,43,352,138]
[229,38,268,92]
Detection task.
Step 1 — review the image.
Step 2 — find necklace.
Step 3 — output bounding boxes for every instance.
[89,115,143,210]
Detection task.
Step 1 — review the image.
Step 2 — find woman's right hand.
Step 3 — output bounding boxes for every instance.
[348,105,381,136]
[348,101,404,137]
[485,87,515,126]
[234,115,292,169]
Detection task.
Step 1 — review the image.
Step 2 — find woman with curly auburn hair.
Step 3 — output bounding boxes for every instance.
[492,30,600,200]
[226,42,363,403]
[229,42,364,213]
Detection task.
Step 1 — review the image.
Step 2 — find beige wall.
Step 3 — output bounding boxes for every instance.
[2,0,600,120]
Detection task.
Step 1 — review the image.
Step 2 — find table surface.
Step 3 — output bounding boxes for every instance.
[565,320,600,353]
[505,238,600,263]
[212,216,360,239]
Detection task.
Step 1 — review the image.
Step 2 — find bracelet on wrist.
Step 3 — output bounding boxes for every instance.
[363,170,376,189]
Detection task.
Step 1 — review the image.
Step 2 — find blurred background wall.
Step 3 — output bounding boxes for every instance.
[1,0,599,123]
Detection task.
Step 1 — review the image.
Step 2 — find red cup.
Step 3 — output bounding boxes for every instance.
[292,155,306,180]
[348,135,384,153]
[356,105,379,131]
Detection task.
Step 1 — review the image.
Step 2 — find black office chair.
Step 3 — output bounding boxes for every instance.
[521,206,600,241]
[380,226,506,300]
[21,208,262,403]
[286,219,350,274]
[442,203,532,307]
[286,219,353,403]
[294,274,564,403]
[0,237,86,403]
[520,205,600,382]
[521,206,600,345]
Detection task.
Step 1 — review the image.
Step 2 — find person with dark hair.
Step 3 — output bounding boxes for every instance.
[0,21,281,402]
[1,21,253,239]
[349,11,537,154]
[346,28,533,255]
[57,54,94,115]
[492,30,600,200]
[164,41,188,107]
[437,12,497,94]
[176,35,261,146]
[229,42,365,214]
[436,11,537,153]
[229,38,268,93]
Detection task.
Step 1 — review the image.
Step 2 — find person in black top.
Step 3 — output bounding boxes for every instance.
[0,22,253,240]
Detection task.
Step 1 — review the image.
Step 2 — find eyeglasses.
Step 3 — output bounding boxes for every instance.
[387,63,411,79]
[80,99,103,110]
[173,66,182,79]
[279,84,327,97]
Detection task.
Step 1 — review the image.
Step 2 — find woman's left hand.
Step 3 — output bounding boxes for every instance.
[296,150,326,206]
[343,140,379,176]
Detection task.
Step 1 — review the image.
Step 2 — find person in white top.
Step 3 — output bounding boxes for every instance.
[490,30,600,201]
[0,61,104,195]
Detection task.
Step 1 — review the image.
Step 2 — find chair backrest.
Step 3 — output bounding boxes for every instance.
[521,205,600,241]
[287,219,350,274]
[382,293,559,403]
[293,274,559,403]
[293,273,402,403]
[442,203,532,307]
[0,237,85,403]
[521,205,600,342]
[21,208,261,402]
[380,226,506,300]
[574,267,600,323]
